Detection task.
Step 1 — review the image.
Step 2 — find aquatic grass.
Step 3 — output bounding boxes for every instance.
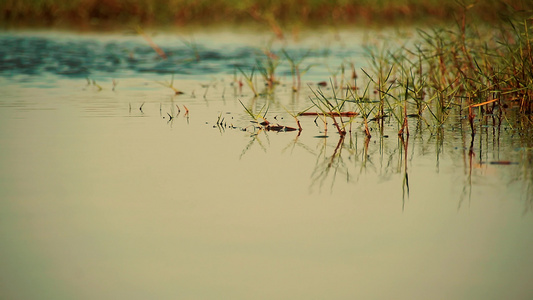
[387,49,430,135]
[397,78,410,137]
[308,88,335,135]
[156,74,184,95]
[238,66,259,97]
[345,77,374,138]
[356,4,533,139]
[363,43,391,123]
[280,104,304,133]
[256,49,281,93]
[307,83,358,137]
[281,48,314,92]
[239,99,270,131]
[363,65,404,128]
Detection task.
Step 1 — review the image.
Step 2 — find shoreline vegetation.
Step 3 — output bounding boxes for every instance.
[1,1,531,136]
[0,0,531,30]
[225,1,532,140]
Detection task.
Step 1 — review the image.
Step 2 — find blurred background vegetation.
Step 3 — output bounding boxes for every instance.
[1,0,531,30]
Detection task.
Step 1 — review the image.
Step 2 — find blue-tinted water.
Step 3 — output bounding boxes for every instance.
[1,29,532,300]
[0,30,366,81]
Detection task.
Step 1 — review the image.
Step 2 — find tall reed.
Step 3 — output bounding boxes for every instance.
[359,5,532,137]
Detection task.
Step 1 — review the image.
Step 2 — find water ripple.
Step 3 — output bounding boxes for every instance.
[0,32,364,81]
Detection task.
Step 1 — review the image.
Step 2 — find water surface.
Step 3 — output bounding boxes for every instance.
[1,30,532,300]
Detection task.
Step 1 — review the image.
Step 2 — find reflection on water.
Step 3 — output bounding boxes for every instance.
[1,31,532,300]
[243,116,532,211]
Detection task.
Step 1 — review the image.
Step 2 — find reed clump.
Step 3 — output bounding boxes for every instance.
[235,6,532,138]
[341,6,533,138]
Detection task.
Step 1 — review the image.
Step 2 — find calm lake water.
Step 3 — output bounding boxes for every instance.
[1,29,532,300]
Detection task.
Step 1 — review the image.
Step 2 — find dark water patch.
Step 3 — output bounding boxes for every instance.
[0,34,265,78]
[0,32,364,81]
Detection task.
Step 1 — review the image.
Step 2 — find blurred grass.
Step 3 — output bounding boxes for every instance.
[1,0,531,29]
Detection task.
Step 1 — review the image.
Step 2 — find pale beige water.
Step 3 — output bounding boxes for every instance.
[1,31,532,299]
